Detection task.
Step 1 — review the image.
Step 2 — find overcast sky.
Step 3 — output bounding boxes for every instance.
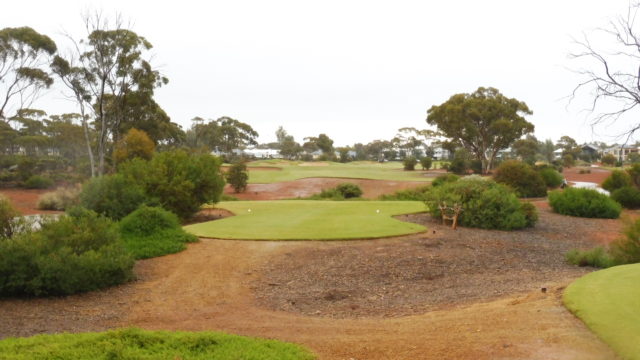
[2,0,638,146]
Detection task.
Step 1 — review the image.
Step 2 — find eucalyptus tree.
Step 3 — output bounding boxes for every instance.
[52,13,167,176]
[0,27,57,122]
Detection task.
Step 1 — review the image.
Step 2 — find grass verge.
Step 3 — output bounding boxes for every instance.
[184,200,427,240]
[563,264,640,359]
[0,328,315,360]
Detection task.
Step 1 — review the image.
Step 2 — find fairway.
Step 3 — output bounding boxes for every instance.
[243,160,435,183]
[563,264,640,360]
[185,200,427,240]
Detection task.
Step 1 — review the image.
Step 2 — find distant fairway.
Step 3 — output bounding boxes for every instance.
[184,200,427,240]
[564,264,640,360]
[242,160,436,183]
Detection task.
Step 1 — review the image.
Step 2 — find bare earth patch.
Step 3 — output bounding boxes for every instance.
[224,178,429,200]
[254,207,610,318]
[0,188,61,216]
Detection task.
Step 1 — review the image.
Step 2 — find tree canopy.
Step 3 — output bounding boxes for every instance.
[426,87,534,173]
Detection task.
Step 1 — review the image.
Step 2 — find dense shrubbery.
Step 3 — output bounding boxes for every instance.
[493,160,547,198]
[23,175,53,189]
[449,149,471,175]
[601,170,632,192]
[313,183,363,200]
[538,167,563,188]
[379,185,430,201]
[0,196,19,239]
[548,188,621,219]
[119,206,197,259]
[611,186,640,209]
[431,173,459,187]
[0,209,135,296]
[403,156,417,171]
[37,186,81,211]
[601,154,617,166]
[119,150,225,220]
[567,217,640,268]
[226,162,248,193]
[79,175,147,220]
[424,177,537,230]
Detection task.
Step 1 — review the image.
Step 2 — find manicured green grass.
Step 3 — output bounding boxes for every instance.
[0,328,315,360]
[564,264,640,359]
[244,160,437,183]
[185,200,427,240]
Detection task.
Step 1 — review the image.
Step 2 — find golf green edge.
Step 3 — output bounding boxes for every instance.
[184,200,428,240]
[563,263,640,360]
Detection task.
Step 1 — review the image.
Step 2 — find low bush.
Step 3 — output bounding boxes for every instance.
[0,328,316,360]
[403,156,417,171]
[425,177,537,230]
[79,174,147,220]
[578,169,591,174]
[23,175,53,189]
[601,170,633,192]
[549,188,621,219]
[566,247,617,268]
[611,186,640,209]
[431,173,459,187]
[420,157,432,170]
[0,196,19,239]
[0,209,134,296]
[493,160,547,198]
[627,163,640,187]
[601,153,617,166]
[313,183,363,200]
[449,149,471,175]
[119,206,197,259]
[566,217,640,268]
[379,185,430,201]
[538,167,563,188]
[37,186,81,211]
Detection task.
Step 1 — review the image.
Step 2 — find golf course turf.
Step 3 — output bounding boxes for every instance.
[0,328,315,360]
[242,160,436,183]
[563,263,640,359]
[184,200,427,240]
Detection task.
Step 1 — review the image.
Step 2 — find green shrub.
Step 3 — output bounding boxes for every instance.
[334,183,363,198]
[119,206,197,259]
[626,163,640,187]
[23,175,53,189]
[0,196,19,239]
[602,170,633,192]
[420,157,432,170]
[493,160,547,198]
[425,177,537,230]
[431,173,459,187]
[538,167,563,188]
[0,210,134,296]
[379,185,430,201]
[548,188,621,219]
[37,186,81,211]
[449,149,471,175]
[563,154,575,167]
[403,156,417,171]
[220,194,239,201]
[119,150,226,220]
[79,174,147,220]
[611,186,640,209]
[566,247,617,268]
[601,153,617,166]
[225,162,248,193]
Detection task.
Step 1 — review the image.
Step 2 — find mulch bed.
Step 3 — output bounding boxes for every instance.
[253,207,620,318]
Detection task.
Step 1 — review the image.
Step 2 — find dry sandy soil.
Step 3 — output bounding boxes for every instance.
[0,203,621,360]
[562,166,611,185]
[0,188,61,216]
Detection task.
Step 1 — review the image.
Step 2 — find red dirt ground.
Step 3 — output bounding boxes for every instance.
[0,188,61,216]
[562,167,611,185]
[224,178,429,200]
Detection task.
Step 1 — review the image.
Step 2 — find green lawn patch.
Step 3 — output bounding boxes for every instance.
[564,264,640,359]
[244,160,436,183]
[0,328,315,360]
[184,200,427,240]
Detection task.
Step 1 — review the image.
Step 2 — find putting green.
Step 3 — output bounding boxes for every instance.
[185,200,427,240]
[563,264,640,359]
[242,160,437,183]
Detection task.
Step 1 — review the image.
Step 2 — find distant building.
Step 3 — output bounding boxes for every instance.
[602,145,638,162]
[432,147,450,160]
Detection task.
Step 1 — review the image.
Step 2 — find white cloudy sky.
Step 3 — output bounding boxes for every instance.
[2,0,639,146]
